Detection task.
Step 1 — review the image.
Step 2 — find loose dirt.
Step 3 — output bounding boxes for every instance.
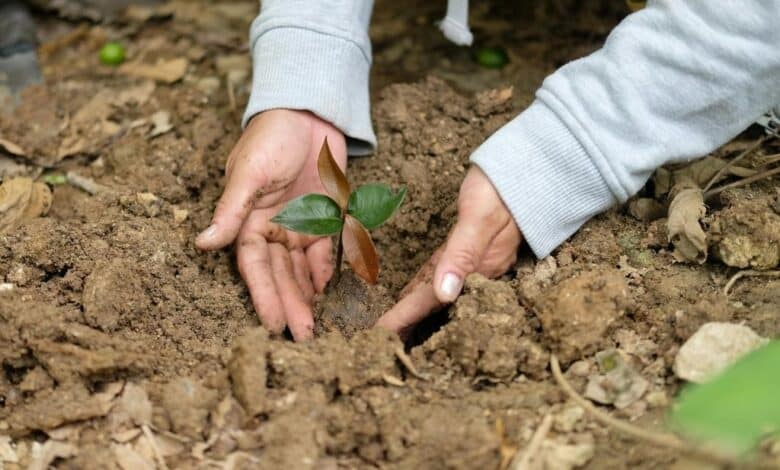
[0,1,778,469]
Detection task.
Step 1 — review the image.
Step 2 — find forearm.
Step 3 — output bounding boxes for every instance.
[243,0,376,155]
[473,0,780,257]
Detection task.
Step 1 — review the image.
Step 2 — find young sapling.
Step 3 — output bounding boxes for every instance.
[271,138,406,284]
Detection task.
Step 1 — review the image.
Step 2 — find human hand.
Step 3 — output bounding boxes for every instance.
[196,109,347,341]
[376,166,523,337]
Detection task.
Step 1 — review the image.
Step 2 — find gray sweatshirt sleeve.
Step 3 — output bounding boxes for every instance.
[242,0,376,155]
[471,0,780,258]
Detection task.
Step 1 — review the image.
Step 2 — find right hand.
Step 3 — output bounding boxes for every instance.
[196,109,347,341]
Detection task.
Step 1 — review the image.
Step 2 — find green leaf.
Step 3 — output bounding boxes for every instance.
[347,184,406,230]
[41,173,67,185]
[670,340,780,454]
[271,194,343,236]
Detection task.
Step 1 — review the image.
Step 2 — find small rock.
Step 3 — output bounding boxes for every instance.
[674,322,768,383]
[584,349,648,409]
[195,76,220,96]
[148,111,173,138]
[0,283,14,293]
[553,405,585,433]
[644,390,668,409]
[566,360,591,378]
[628,198,666,222]
[540,439,595,470]
[172,207,188,225]
[533,256,557,284]
[135,192,161,217]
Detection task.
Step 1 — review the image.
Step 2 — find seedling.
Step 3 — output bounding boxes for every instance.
[271,138,406,284]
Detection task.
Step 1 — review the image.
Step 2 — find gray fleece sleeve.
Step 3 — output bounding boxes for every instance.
[472,0,780,258]
[242,0,376,156]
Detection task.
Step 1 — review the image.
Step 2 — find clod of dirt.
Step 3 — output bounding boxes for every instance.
[315,271,394,338]
[161,377,219,439]
[228,327,268,416]
[110,382,153,429]
[583,349,648,409]
[709,196,780,270]
[268,328,401,394]
[0,177,52,234]
[82,258,151,331]
[420,274,547,380]
[674,322,768,384]
[532,270,633,364]
[667,178,707,264]
[539,436,595,470]
[628,197,665,222]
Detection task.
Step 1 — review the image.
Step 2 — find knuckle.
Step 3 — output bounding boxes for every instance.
[447,245,481,273]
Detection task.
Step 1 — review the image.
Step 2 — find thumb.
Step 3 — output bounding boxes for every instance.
[433,215,494,303]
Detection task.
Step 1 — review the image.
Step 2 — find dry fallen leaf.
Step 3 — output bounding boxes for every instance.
[149,110,174,138]
[0,137,26,156]
[667,178,707,263]
[113,443,155,470]
[0,177,52,234]
[29,441,78,470]
[120,57,189,84]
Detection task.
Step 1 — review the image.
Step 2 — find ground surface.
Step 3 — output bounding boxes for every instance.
[0,1,778,469]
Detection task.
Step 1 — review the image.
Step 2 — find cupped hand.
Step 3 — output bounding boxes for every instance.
[196,109,347,341]
[376,166,523,337]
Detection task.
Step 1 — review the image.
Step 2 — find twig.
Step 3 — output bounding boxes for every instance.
[704,166,780,199]
[142,424,169,470]
[509,414,553,470]
[549,355,741,467]
[394,347,428,380]
[66,171,106,195]
[724,270,780,296]
[761,153,780,166]
[703,136,768,193]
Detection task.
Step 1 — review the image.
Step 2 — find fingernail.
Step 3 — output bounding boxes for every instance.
[440,272,463,302]
[197,225,217,243]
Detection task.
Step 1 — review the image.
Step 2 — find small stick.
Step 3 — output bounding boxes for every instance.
[724,269,780,296]
[394,347,428,380]
[142,424,169,470]
[509,413,553,470]
[761,153,780,166]
[703,136,768,193]
[549,355,740,467]
[334,230,344,285]
[66,171,106,195]
[704,165,780,199]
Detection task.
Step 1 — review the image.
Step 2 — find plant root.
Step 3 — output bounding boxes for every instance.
[724,270,780,296]
[509,413,552,470]
[705,166,780,200]
[394,347,428,380]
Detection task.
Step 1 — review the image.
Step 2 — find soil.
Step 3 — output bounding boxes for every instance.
[0,1,779,469]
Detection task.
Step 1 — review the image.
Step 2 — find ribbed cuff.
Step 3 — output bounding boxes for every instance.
[471,101,618,258]
[243,26,376,156]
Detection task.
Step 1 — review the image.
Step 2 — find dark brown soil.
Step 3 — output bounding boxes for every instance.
[0,1,778,469]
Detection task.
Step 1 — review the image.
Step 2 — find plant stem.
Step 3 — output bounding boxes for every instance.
[704,165,780,199]
[334,229,344,285]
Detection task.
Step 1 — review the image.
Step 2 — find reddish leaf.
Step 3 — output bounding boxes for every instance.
[317,137,350,210]
[342,215,379,284]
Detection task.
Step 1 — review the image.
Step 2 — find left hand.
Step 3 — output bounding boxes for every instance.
[376,166,523,337]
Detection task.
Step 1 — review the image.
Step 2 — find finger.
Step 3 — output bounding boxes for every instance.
[376,282,442,339]
[269,243,315,341]
[236,234,286,334]
[305,237,334,293]
[433,214,498,304]
[197,155,288,251]
[290,249,315,302]
[477,223,522,278]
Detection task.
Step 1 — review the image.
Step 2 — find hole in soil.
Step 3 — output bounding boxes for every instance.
[404,307,449,349]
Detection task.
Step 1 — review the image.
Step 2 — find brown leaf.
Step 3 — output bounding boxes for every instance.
[342,215,379,284]
[667,179,707,264]
[120,58,189,84]
[317,137,350,209]
[0,177,52,234]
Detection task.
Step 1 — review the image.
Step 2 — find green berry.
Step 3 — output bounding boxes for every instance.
[99,42,126,66]
[474,47,509,69]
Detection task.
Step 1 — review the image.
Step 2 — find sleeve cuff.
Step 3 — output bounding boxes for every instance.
[470,101,618,258]
[242,26,376,156]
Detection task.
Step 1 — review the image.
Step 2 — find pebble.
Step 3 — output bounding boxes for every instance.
[674,322,769,383]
